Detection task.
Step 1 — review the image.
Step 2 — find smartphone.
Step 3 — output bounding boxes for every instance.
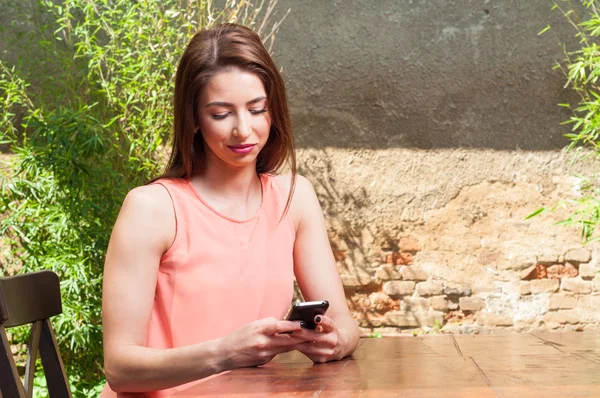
[285,300,329,330]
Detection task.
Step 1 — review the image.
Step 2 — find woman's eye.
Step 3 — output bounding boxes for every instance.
[250,108,267,115]
[211,113,229,120]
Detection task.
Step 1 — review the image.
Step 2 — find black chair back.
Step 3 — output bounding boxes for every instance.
[0,270,72,397]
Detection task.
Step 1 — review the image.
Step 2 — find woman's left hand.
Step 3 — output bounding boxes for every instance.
[292,315,349,363]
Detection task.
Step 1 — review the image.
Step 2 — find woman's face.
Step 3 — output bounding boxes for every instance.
[196,69,271,171]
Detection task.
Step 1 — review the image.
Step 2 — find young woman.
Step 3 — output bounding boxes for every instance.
[101,23,359,397]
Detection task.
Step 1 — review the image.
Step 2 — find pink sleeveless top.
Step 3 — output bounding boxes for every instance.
[101,174,296,397]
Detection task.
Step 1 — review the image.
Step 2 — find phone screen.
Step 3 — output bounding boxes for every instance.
[285,300,329,330]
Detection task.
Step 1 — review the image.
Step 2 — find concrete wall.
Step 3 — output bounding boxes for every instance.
[273,1,600,334]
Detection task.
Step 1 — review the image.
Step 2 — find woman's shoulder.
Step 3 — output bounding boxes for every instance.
[273,173,314,198]
[273,173,319,227]
[121,183,174,221]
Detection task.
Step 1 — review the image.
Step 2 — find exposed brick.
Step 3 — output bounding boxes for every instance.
[521,264,548,280]
[579,263,599,279]
[476,312,514,326]
[564,248,592,264]
[535,264,548,279]
[398,236,421,252]
[543,310,579,325]
[401,297,429,311]
[381,250,395,264]
[416,281,444,296]
[546,263,578,279]
[459,297,486,311]
[561,278,592,294]
[400,265,428,281]
[383,281,415,296]
[530,279,559,294]
[548,294,579,310]
[394,252,414,265]
[430,295,449,311]
[375,265,402,281]
[385,311,419,327]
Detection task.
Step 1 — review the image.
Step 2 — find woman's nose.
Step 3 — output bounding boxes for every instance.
[232,113,251,139]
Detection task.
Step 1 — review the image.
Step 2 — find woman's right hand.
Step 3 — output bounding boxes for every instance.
[217,317,308,370]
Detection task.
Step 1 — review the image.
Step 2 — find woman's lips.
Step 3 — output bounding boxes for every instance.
[227,144,256,155]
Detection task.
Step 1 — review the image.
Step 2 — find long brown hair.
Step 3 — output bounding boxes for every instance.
[154,23,296,216]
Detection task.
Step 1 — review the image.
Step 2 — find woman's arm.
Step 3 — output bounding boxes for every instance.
[102,185,306,392]
[282,175,360,362]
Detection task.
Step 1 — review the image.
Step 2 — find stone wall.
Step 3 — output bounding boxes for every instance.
[296,148,600,335]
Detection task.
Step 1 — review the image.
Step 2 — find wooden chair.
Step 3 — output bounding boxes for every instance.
[0,270,72,397]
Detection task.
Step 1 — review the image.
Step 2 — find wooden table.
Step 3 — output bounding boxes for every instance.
[171,332,600,397]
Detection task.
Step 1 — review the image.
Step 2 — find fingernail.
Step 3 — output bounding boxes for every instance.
[300,321,307,328]
[315,316,322,323]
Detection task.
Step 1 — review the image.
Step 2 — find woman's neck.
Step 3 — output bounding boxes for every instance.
[191,160,262,219]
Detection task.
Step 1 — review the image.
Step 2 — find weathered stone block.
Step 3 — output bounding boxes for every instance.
[548,294,578,310]
[476,312,514,326]
[383,281,415,296]
[565,248,592,264]
[459,297,486,311]
[561,278,592,294]
[543,310,579,325]
[530,279,559,294]
[519,281,532,295]
[593,280,600,292]
[385,311,419,327]
[430,295,449,311]
[520,265,536,280]
[401,297,429,311]
[375,265,402,281]
[418,310,445,328]
[444,284,471,296]
[400,265,428,281]
[500,253,537,271]
[341,273,373,287]
[579,263,598,279]
[577,296,600,323]
[416,281,444,296]
[537,250,563,264]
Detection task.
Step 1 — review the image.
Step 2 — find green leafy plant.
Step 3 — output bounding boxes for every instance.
[532,0,600,243]
[0,0,287,395]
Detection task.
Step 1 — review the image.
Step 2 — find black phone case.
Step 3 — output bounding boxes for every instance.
[285,300,329,330]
